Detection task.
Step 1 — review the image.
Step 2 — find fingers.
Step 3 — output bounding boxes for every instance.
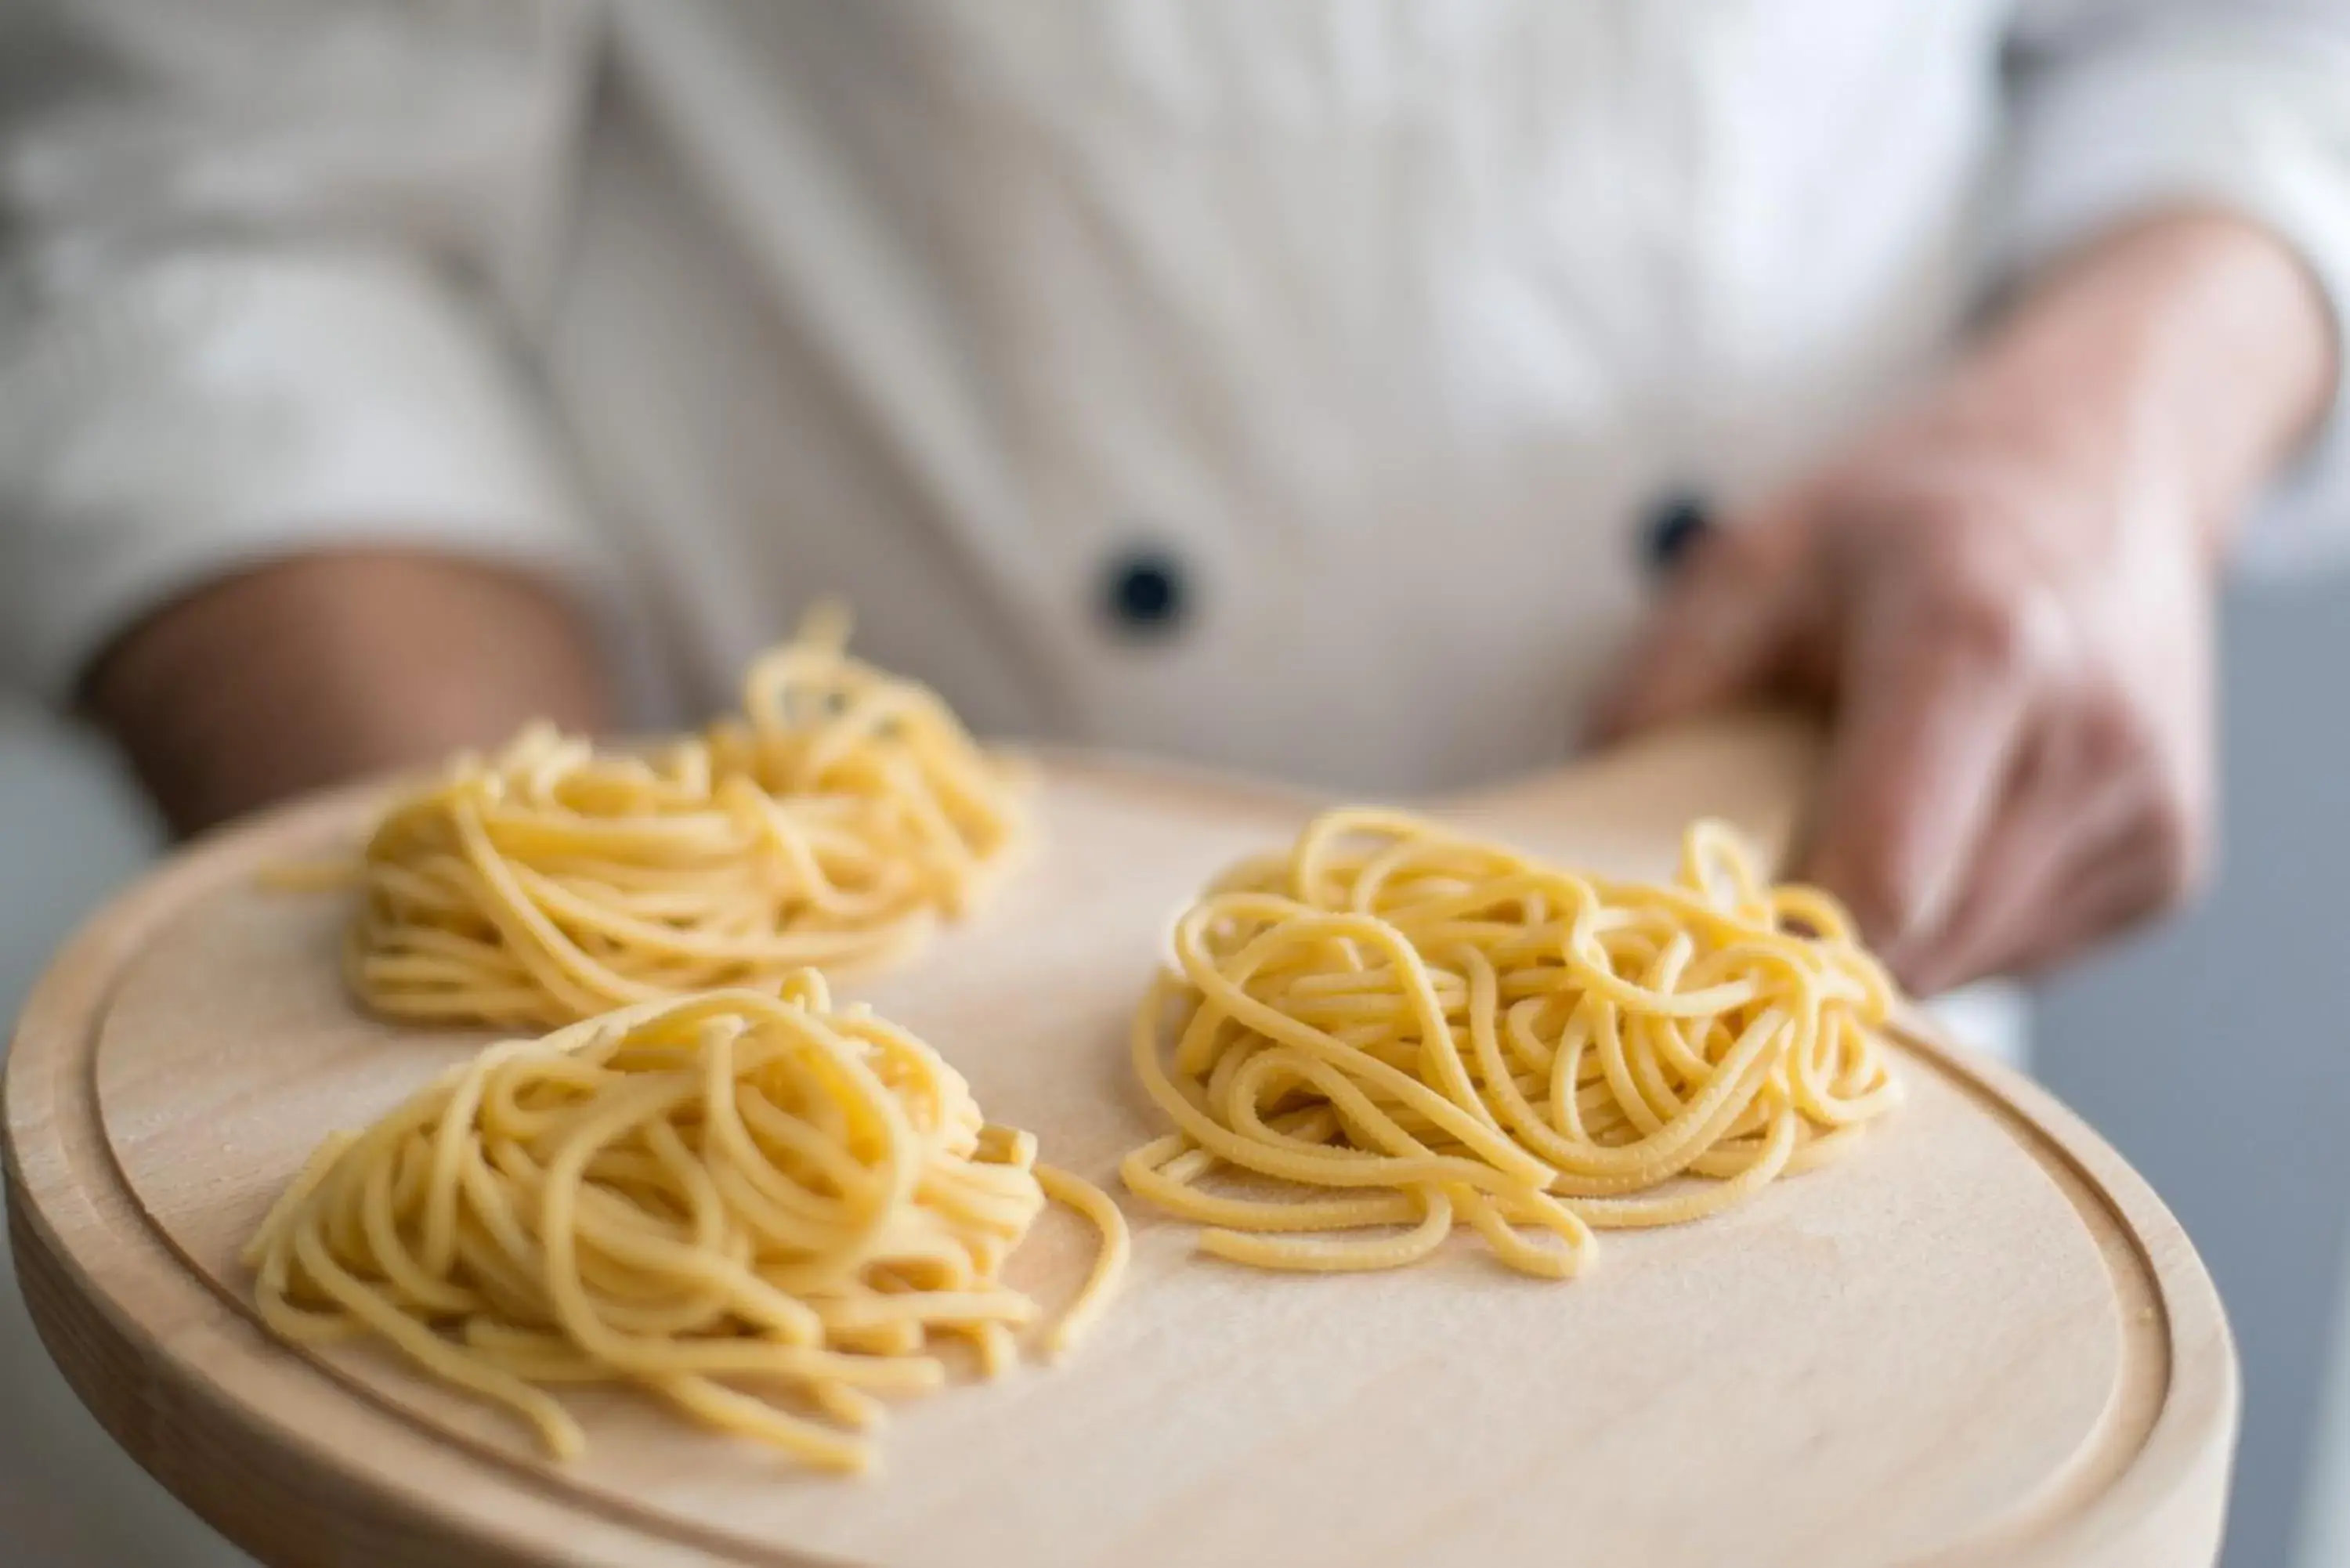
[1886,712,2203,993]
[1887,726,2134,993]
[2002,844,2183,979]
[1914,829,2170,993]
[1589,467,2210,991]
[1801,586,2040,957]
[1585,519,1803,746]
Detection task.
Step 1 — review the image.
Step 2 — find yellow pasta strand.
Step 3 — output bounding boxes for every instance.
[345,606,1027,1028]
[246,975,1126,1471]
[1122,811,1900,1278]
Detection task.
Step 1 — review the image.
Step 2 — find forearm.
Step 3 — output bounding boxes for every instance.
[84,551,611,836]
[1961,210,2337,558]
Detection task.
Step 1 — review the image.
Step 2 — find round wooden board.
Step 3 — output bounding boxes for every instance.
[5,718,2236,1568]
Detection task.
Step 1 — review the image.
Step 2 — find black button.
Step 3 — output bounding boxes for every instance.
[1103,547,1188,636]
[1640,491,1712,575]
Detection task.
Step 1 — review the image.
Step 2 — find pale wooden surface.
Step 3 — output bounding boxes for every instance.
[3,715,2236,1568]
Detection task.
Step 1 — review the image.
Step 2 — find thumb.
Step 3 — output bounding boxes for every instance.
[1585,517,1805,746]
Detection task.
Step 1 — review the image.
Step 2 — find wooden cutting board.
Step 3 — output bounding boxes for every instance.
[2,715,2236,1568]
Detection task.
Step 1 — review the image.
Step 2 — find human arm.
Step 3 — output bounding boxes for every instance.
[84,551,608,836]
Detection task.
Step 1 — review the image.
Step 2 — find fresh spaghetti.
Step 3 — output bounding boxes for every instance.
[245,977,1126,1470]
[346,606,1026,1028]
[1122,811,1899,1277]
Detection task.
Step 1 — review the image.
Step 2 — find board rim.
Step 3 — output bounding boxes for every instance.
[5,749,2238,1568]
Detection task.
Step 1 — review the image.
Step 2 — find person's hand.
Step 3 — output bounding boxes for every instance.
[1590,378,2215,994]
[1589,213,2334,994]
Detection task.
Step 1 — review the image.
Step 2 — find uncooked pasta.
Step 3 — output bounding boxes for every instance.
[345,607,1025,1028]
[1122,811,1899,1277]
[245,976,1125,1471]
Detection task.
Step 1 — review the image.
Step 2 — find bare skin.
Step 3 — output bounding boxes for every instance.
[83,551,610,838]
[1592,211,2338,993]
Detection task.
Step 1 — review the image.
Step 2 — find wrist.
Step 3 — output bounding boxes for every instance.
[1964,209,2335,564]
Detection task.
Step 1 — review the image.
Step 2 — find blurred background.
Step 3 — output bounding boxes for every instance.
[5,576,2350,1566]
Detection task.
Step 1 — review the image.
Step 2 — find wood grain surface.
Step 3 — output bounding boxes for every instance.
[4,715,2236,1568]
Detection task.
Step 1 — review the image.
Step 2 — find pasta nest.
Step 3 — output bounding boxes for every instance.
[1124,811,1901,1277]
[347,609,1027,1028]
